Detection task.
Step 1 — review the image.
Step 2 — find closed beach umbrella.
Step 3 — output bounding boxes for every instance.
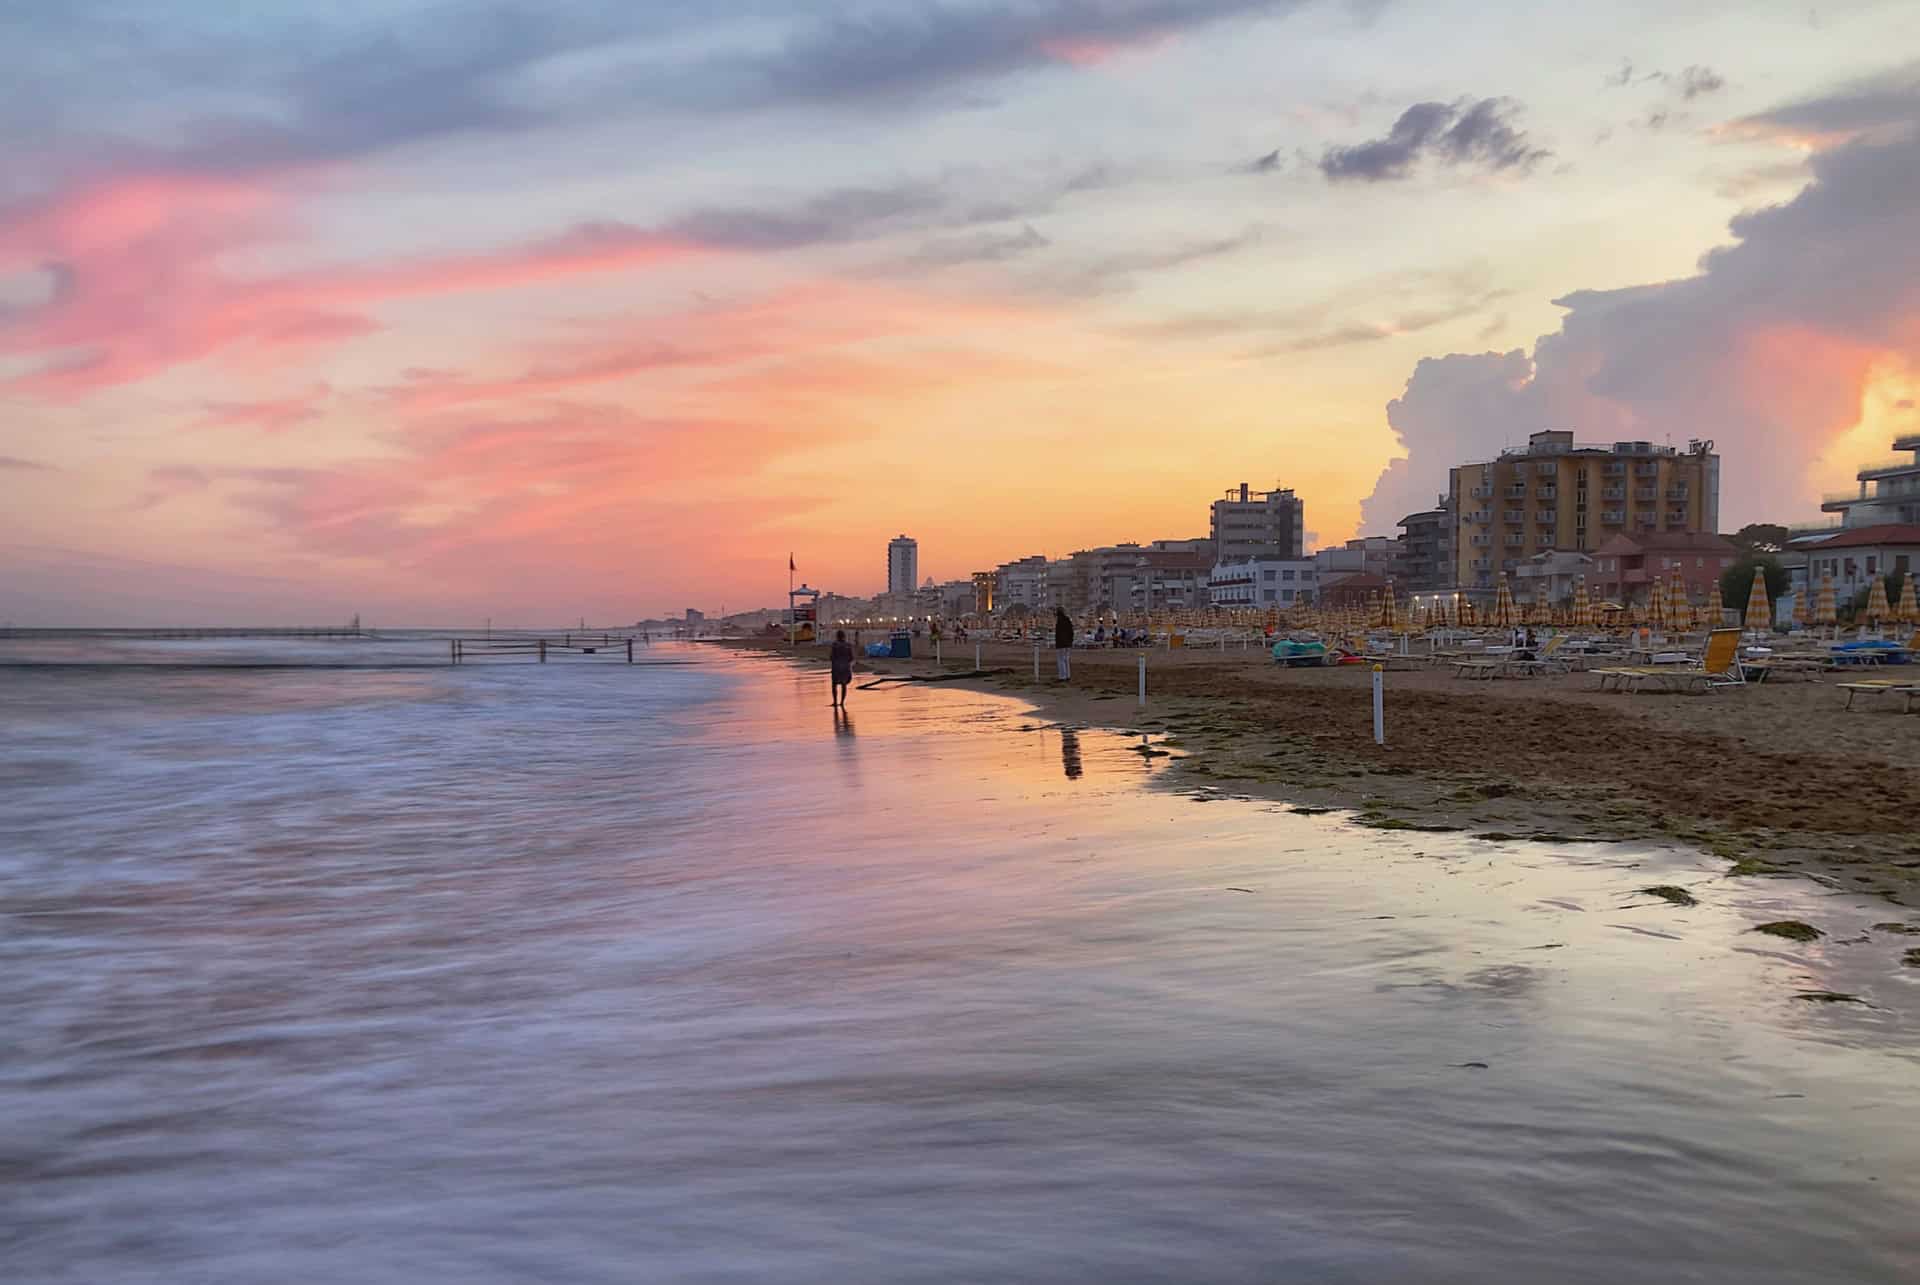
[1571,576,1592,631]
[1647,576,1668,634]
[1903,572,1920,626]
[1866,573,1892,628]
[1743,565,1772,632]
[1815,572,1838,629]
[1791,581,1809,629]
[1380,584,1399,633]
[1669,569,1694,633]
[1491,575,1514,628]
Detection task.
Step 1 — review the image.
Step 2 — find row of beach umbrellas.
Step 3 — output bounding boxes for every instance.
[973,567,1920,637]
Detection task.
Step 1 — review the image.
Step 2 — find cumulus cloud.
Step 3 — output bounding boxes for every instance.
[1358,71,1920,532]
[1319,98,1549,182]
[1678,65,1725,100]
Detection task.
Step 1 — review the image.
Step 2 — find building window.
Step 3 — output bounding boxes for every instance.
[1262,589,1276,602]
[1845,559,1857,578]
[1282,569,1295,580]
[1263,569,1276,580]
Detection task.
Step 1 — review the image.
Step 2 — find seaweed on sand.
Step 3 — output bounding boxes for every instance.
[1641,886,1698,907]
[1753,921,1822,943]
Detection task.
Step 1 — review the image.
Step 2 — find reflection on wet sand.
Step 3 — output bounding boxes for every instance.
[1059,727,1082,779]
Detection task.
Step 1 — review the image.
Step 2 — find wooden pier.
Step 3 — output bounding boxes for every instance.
[450,634,637,664]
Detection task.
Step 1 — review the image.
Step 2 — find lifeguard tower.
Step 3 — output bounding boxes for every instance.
[788,584,821,643]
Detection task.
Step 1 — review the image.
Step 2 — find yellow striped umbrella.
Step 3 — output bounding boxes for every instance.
[1865,573,1892,628]
[1902,572,1920,626]
[1791,579,1810,629]
[1491,575,1516,628]
[1571,576,1593,631]
[1814,572,1837,629]
[1668,569,1693,633]
[1743,565,1772,631]
[1380,584,1400,633]
[1647,575,1668,634]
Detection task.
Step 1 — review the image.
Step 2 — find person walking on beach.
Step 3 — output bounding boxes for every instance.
[1054,607,1074,682]
[830,629,855,708]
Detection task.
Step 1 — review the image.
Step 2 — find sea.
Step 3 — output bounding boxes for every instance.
[2,636,1917,1283]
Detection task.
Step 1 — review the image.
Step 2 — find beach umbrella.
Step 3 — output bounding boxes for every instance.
[1814,572,1837,630]
[1647,577,1668,634]
[1791,581,1810,629]
[1668,569,1694,633]
[1865,573,1892,628]
[1902,573,1920,627]
[1380,584,1400,634]
[1571,577,1592,631]
[1743,564,1772,632]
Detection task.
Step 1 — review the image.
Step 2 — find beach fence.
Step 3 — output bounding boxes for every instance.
[450,634,636,664]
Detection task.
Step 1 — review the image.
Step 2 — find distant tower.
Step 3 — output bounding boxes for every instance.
[887,535,919,597]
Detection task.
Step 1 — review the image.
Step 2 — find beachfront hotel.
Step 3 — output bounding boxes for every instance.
[1819,431,1920,528]
[1448,431,1721,591]
[1211,483,1305,562]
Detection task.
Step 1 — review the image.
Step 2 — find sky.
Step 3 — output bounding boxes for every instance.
[2,1,1918,625]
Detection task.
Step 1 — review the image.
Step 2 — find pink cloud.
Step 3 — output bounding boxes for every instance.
[194,383,332,433]
[0,174,705,396]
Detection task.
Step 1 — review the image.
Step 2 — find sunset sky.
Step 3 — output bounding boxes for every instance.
[3,2,1919,624]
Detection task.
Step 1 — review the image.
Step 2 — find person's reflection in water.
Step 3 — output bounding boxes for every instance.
[833,706,855,739]
[1060,727,1083,780]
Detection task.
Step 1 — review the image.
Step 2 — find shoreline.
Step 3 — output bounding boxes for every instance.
[710,635,1920,915]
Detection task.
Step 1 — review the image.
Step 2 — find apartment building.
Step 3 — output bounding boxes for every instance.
[1449,431,1720,590]
[1210,483,1304,562]
[1208,559,1318,607]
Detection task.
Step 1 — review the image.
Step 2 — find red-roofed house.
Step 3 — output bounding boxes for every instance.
[1590,532,1738,608]
[1792,524,1920,601]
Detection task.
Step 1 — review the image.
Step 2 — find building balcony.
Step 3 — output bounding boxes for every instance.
[1503,510,1526,523]
[1856,456,1920,480]
[1600,510,1625,524]
[1633,463,1661,477]
[1633,488,1658,502]
[1665,487,1689,500]
[1537,486,1558,500]
[1469,486,1492,498]
[1600,487,1624,501]
[1503,535,1526,547]
[1602,462,1627,475]
[1504,486,1529,499]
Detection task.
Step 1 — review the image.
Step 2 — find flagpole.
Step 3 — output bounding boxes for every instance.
[788,553,795,647]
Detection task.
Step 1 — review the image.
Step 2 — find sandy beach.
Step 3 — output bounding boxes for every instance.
[721,635,1920,909]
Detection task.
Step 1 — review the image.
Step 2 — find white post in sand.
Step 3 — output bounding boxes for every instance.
[1138,654,1146,706]
[1372,664,1385,745]
[936,639,941,667]
[1033,642,1040,680]
[975,643,981,671]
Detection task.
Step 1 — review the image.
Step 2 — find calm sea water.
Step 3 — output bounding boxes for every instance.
[3,639,1917,1283]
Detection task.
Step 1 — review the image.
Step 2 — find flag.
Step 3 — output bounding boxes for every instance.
[789,553,795,573]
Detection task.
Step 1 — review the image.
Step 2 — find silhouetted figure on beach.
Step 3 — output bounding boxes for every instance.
[830,630,854,708]
[1054,607,1073,681]
[1060,727,1083,779]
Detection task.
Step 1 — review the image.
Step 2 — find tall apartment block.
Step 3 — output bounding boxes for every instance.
[1449,431,1720,590]
[1210,483,1304,562]
[886,534,919,597]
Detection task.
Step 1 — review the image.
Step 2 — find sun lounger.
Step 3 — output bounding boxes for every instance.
[1838,680,1920,711]
[1450,659,1504,680]
[1597,629,1744,694]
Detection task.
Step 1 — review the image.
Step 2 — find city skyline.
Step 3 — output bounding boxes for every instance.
[3,3,1918,623]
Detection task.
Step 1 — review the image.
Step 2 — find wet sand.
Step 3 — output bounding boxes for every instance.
[720,636,1920,914]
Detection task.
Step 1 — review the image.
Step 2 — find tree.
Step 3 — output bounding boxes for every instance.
[1720,555,1790,610]
[1729,523,1791,554]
